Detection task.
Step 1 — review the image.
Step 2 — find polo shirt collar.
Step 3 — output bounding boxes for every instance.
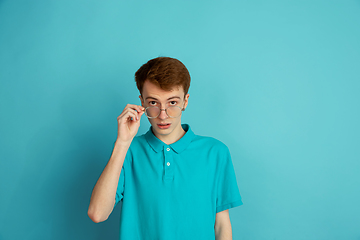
[145,124,195,154]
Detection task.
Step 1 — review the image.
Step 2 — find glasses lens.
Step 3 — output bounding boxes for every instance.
[146,107,160,118]
[167,106,182,118]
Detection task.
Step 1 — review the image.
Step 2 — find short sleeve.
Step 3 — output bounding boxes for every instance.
[114,144,131,206]
[216,146,243,213]
[114,164,125,206]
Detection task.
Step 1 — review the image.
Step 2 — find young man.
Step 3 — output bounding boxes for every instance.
[88,57,243,239]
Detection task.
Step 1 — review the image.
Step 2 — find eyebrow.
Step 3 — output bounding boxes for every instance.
[145,96,181,101]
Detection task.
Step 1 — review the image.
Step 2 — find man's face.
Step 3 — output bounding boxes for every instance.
[140,80,189,141]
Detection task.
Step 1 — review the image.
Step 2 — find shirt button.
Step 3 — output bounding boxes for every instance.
[167,162,170,166]
[166,147,170,151]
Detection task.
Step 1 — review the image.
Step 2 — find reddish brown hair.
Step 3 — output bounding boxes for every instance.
[135,57,191,95]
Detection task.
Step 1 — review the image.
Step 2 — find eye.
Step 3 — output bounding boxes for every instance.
[169,101,177,105]
[149,101,157,106]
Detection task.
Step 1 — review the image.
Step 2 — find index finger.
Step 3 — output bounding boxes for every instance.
[126,104,145,113]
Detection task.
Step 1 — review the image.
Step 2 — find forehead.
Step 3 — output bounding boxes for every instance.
[142,80,184,100]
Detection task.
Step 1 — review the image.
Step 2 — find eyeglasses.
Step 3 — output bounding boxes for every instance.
[144,106,184,118]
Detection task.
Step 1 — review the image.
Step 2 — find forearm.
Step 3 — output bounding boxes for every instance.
[215,224,232,240]
[88,141,130,223]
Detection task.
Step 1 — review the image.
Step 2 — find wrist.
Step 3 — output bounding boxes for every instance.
[114,139,132,149]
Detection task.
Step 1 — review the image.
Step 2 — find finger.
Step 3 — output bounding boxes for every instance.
[130,108,142,120]
[118,109,137,121]
[122,112,137,123]
[125,104,145,114]
[133,105,145,114]
[119,108,140,120]
[126,109,144,122]
[119,108,142,121]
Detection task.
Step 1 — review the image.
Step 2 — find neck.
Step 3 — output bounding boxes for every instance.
[155,124,186,145]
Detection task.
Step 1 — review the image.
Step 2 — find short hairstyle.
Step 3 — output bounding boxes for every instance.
[135,57,191,96]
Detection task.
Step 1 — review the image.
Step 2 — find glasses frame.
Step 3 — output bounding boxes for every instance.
[144,106,184,119]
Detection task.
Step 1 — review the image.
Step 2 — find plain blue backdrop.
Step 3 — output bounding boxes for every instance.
[1,1,360,239]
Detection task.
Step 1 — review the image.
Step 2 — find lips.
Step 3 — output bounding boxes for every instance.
[157,123,171,129]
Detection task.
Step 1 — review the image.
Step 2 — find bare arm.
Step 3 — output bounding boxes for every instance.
[215,209,232,240]
[87,104,144,223]
[87,142,129,223]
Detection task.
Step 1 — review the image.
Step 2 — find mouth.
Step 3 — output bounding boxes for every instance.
[157,123,171,129]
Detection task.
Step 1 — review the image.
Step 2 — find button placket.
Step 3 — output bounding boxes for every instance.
[164,146,174,180]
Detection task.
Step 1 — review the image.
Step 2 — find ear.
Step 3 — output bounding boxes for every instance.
[139,95,145,107]
[183,93,190,110]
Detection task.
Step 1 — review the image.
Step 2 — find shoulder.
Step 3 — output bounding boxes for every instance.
[128,133,147,150]
[191,134,233,167]
[192,134,230,154]
[132,133,147,143]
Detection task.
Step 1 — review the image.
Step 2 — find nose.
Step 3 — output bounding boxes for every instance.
[158,108,168,120]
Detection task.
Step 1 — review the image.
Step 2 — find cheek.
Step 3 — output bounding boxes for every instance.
[173,116,181,124]
[148,118,158,126]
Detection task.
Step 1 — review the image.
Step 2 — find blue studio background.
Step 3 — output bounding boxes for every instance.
[1,1,360,239]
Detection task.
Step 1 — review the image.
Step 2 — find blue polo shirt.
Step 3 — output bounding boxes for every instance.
[114,124,242,240]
